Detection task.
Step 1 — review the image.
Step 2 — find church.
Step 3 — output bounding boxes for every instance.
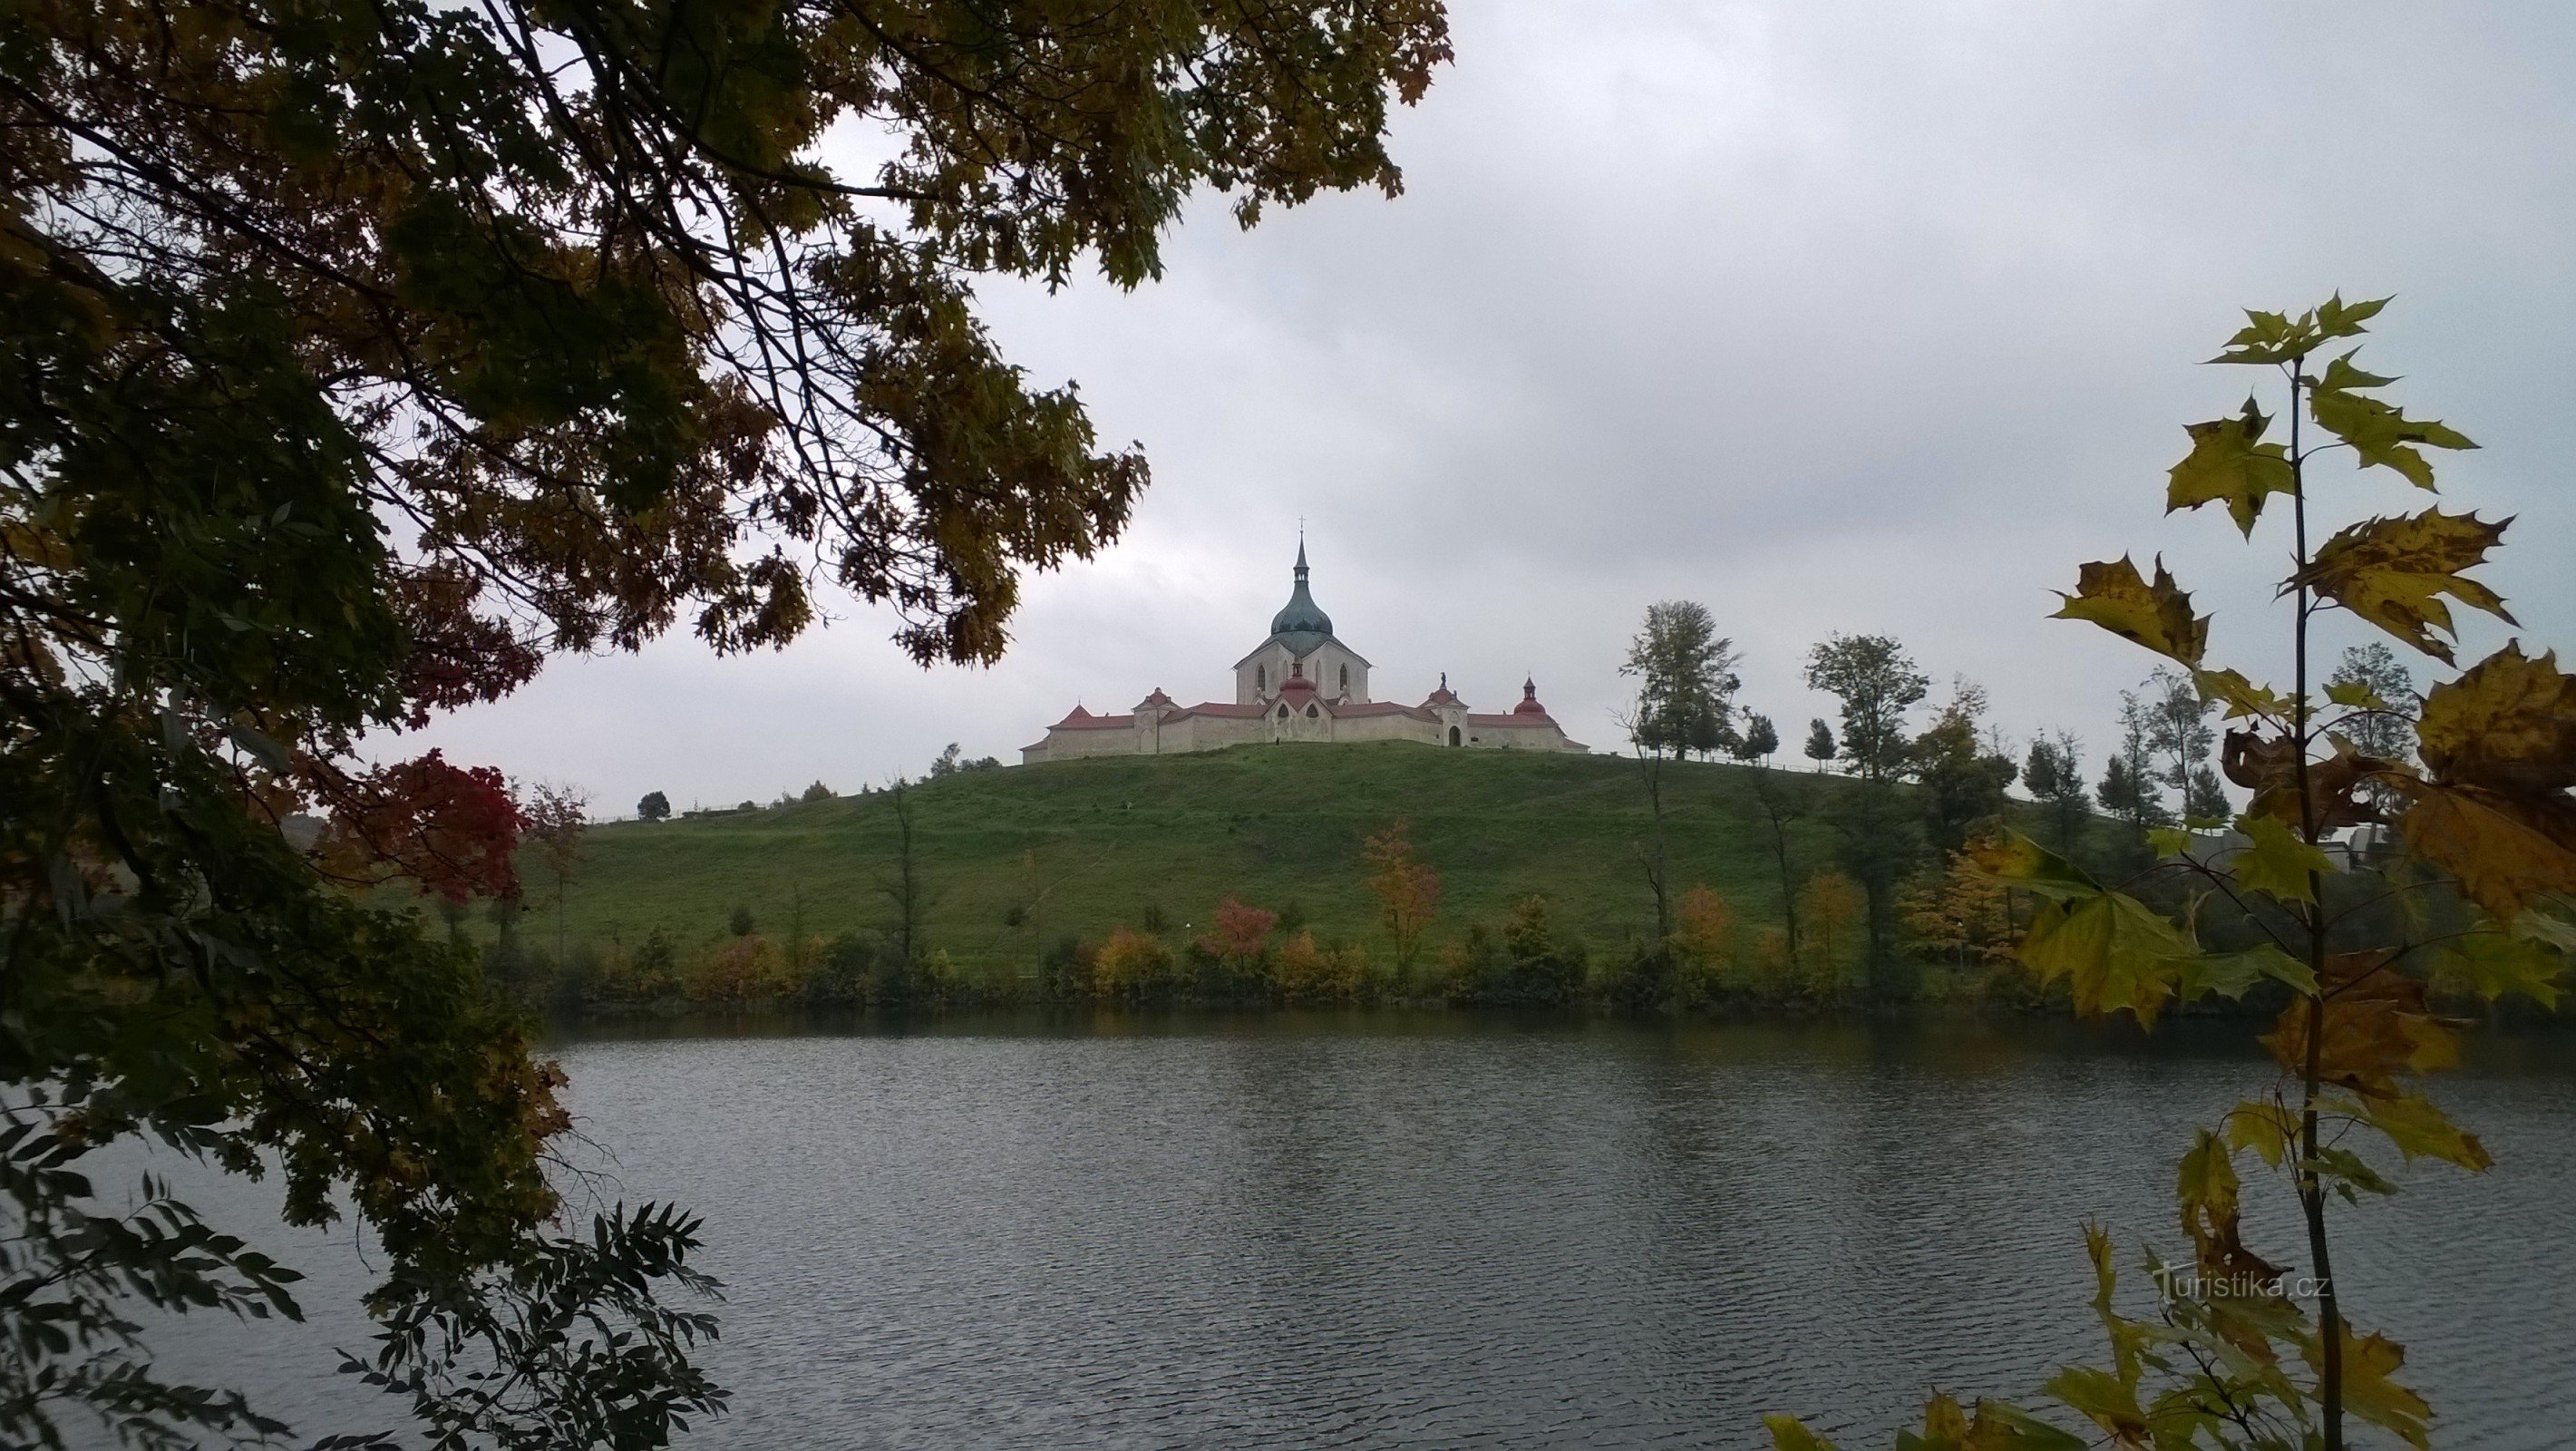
[1021,542,1588,764]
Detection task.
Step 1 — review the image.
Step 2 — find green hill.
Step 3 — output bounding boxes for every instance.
[529,745,1850,979]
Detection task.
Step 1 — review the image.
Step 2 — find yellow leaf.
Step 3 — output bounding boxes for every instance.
[1764,1414,1841,1451]
[2288,510,2514,664]
[2165,397,2295,534]
[2050,556,2207,667]
[2224,1098,2299,1168]
[2393,778,2576,921]
[2360,1091,2491,1171]
[2301,1327,2432,1451]
[2194,667,2289,721]
[2416,642,2576,794]
[2020,891,2195,1027]
[2231,813,2337,903]
[1964,832,2101,900]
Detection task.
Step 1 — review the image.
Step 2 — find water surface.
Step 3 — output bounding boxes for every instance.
[113,1014,2576,1447]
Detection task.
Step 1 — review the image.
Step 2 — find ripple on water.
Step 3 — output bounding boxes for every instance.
[95,1016,2576,1448]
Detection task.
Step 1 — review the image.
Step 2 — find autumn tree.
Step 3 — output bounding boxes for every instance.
[1794,869,1865,995]
[1772,297,2571,1451]
[1622,599,1741,759]
[0,2,1453,1441]
[1363,819,1443,980]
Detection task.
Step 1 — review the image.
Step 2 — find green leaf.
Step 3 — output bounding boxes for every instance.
[2315,293,2390,340]
[2165,397,2296,534]
[2326,677,2389,711]
[2146,826,2193,860]
[2308,356,2477,491]
[2050,556,2208,667]
[2231,813,2337,903]
[2435,930,2564,1009]
[2043,1366,2150,1445]
[2288,510,2515,664]
[1965,832,2103,901]
[2176,942,2316,1001]
[2309,1144,2397,1198]
[2192,667,2290,721]
[2358,1092,2491,1171]
[2021,891,2197,1026]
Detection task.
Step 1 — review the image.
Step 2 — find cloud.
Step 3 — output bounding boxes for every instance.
[409,0,2576,813]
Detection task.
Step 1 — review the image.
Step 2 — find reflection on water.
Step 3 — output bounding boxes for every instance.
[110,1014,2576,1447]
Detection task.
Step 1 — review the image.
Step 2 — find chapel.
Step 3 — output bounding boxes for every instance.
[1021,542,1586,764]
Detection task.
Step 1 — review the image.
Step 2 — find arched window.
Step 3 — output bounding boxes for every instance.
[1277,703,1289,719]
[1256,664,1266,692]
[1338,664,1349,693]
[1306,704,1319,719]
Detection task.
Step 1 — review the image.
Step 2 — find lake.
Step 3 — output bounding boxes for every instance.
[103,1013,2576,1448]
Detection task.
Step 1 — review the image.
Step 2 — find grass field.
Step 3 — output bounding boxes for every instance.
[526,744,1856,978]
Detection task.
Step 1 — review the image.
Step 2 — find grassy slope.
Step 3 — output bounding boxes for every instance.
[533,744,1851,978]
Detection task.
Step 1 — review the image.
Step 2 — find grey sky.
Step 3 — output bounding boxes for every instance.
[414,2,2576,814]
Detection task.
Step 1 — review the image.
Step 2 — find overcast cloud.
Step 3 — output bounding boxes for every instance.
[412,1,2576,815]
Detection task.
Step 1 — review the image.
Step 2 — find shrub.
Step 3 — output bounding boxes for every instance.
[1093,926,1179,1003]
[1277,930,1368,1004]
[727,903,755,937]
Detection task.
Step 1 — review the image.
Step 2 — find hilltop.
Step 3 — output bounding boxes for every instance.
[527,745,1851,979]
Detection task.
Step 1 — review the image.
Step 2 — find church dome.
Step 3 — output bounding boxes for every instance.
[1269,540,1334,642]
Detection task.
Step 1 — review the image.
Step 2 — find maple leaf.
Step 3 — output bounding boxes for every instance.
[2416,642,2576,794]
[2260,952,2458,1099]
[2308,350,2476,491]
[2358,1091,2492,1171]
[2288,510,2514,663]
[2301,1327,2432,1451]
[2392,778,2576,921]
[2165,397,2295,534]
[2230,813,2338,903]
[2019,890,2197,1027]
[2051,556,2208,667]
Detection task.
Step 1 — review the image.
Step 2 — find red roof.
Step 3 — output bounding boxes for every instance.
[1467,713,1556,727]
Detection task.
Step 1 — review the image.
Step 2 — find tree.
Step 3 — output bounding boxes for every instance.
[638,791,673,823]
[1774,297,2571,1451]
[1735,713,1781,763]
[2329,642,2420,815]
[1805,635,1930,988]
[1612,701,1677,943]
[799,780,836,803]
[1804,635,1930,783]
[876,778,928,972]
[727,904,755,938]
[1620,600,1741,759]
[1362,819,1442,979]
[5,3,1452,1442]
[525,782,591,968]
[2143,667,2222,819]
[2097,689,2171,835]
[2023,730,2092,855]
[1803,718,1838,771]
[1746,765,1813,958]
[1910,679,2017,854]
[1795,869,1864,994]
[929,744,964,779]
